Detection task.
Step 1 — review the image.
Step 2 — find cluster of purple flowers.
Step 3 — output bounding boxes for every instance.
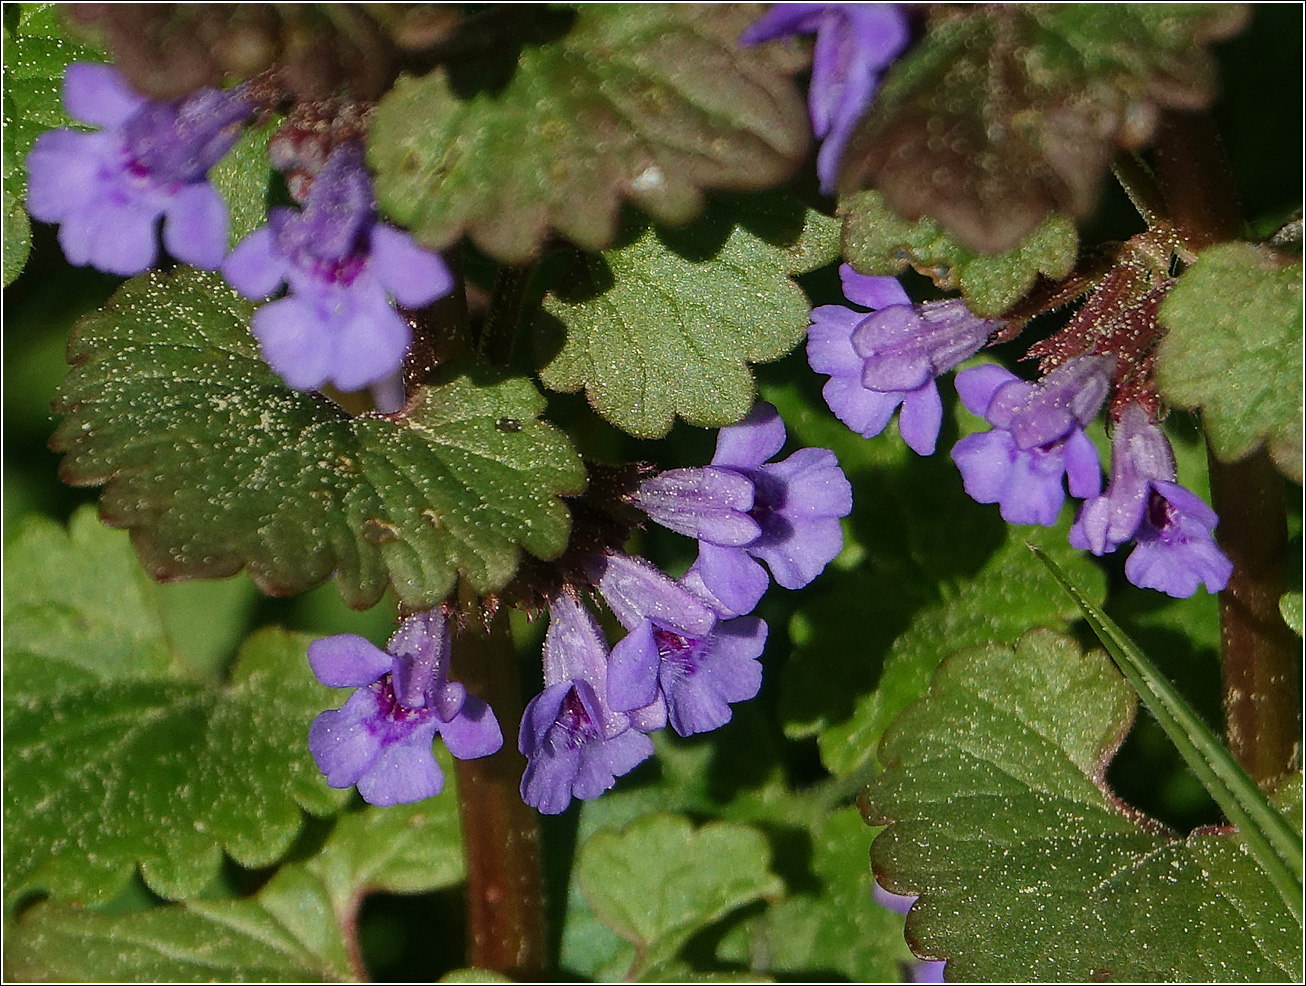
[309,403,852,813]
[27,63,451,405]
[806,264,1232,599]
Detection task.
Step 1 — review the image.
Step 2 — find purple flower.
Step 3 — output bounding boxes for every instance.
[519,592,659,815]
[1070,404,1232,597]
[871,884,947,983]
[307,610,502,807]
[598,553,767,738]
[808,266,998,455]
[741,4,910,193]
[635,402,853,616]
[222,141,453,394]
[26,63,252,276]
[950,355,1111,526]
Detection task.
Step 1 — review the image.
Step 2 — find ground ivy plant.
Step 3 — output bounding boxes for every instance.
[4,3,1301,982]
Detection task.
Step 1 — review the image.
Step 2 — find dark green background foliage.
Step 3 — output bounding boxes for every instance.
[4,2,1302,982]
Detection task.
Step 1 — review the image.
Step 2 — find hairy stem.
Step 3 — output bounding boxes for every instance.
[1207,451,1301,783]
[450,621,548,977]
[1154,111,1300,782]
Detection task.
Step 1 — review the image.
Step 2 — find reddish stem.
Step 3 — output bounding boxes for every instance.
[1206,452,1301,783]
[450,622,548,977]
[1153,111,1301,783]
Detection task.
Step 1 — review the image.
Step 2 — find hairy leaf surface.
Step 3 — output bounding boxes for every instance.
[1158,242,1303,482]
[51,268,586,610]
[864,628,1303,981]
[370,4,809,263]
[840,190,1077,316]
[3,509,348,905]
[537,196,838,437]
[839,4,1248,253]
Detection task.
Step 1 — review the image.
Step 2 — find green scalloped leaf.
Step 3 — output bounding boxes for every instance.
[2,4,103,284]
[1157,242,1303,483]
[536,195,838,438]
[3,508,349,906]
[50,267,586,610]
[864,628,1303,981]
[576,814,785,980]
[369,4,809,263]
[838,4,1248,254]
[839,189,1078,316]
[5,797,464,982]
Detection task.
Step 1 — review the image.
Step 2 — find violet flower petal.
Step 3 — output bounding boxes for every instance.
[711,403,787,471]
[63,62,147,128]
[738,3,828,43]
[221,225,285,298]
[839,265,912,310]
[329,292,413,393]
[308,633,395,688]
[370,223,455,309]
[692,541,771,617]
[570,727,654,801]
[898,383,944,456]
[354,719,444,807]
[607,620,663,714]
[25,130,107,221]
[633,466,760,546]
[1062,426,1102,499]
[596,553,716,637]
[250,297,335,392]
[953,364,1017,418]
[308,686,392,789]
[162,180,229,270]
[661,616,766,737]
[438,693,504,761]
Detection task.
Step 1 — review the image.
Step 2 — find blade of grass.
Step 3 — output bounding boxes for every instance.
[1031,545,1303,920]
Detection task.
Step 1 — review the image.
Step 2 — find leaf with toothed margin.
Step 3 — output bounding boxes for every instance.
[837,4,1248,254]
[839,189,1078,317]
[3,508,350,906]
[50,267,587,610]
[4,797,464,981]
[369,4,809,264]
[535,194,839,438]
[864,628,1303,982]
[1157,242,1303,483]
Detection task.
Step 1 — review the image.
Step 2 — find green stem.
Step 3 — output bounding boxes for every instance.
[1152,111,1300,783]
[449,620,548,977]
